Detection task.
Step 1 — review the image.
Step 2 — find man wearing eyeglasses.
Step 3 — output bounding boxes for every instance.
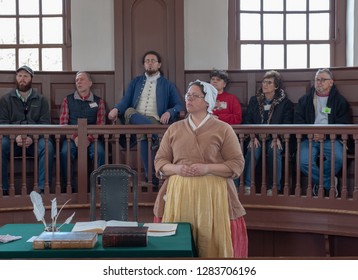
[294,68,351,197]
[0,66,54,196]
[108,50,183,186]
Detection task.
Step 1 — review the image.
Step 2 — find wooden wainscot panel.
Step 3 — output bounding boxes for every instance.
[50,83,76,124]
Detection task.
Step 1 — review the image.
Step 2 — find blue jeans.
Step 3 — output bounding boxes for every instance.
[2,136,54,191]
[128,112,159,178]
[60,139,105,186]
[300,139,343,190]
[244,139,283,190]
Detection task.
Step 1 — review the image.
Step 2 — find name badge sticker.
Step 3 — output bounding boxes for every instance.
[220,101,227,109]
[89,102,98,108]
[264,104,271,111]
[322,107,331,114]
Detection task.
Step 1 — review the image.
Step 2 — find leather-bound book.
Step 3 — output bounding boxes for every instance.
[102,226,148,247]
[33,232,97,249]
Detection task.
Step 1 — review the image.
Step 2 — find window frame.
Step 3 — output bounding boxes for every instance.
[0,0,72,71]
[228,0,346,70]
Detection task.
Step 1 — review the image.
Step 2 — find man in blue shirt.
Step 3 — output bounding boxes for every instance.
[108,51,183,186]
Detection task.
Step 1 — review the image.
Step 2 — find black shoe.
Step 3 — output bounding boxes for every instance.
[145,176,159,187]
[2,190,9,196]
[152,138,160,152]
[152,176,159,187]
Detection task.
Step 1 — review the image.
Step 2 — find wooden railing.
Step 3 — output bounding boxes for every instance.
[1,120,358,240]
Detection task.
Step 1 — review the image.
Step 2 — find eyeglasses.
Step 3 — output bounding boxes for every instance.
[315,78,331,83]
[144,59,158,64]
[262,80,274,85]
[185,93,205,101]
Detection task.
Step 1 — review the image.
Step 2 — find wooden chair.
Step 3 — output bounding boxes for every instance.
[90,164,138,221]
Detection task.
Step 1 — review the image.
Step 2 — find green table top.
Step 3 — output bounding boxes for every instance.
[0,223,196,259]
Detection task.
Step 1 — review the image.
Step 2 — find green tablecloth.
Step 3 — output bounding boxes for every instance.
[0,223,196,259]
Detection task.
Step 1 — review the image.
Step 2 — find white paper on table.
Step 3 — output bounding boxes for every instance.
[0,234,22,243]
[143,223,178,237]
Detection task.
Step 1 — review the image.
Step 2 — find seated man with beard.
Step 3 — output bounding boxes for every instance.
[0,66,54,195]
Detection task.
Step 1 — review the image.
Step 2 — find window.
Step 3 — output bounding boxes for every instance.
[229,0,346,70]
[0,0,71,71]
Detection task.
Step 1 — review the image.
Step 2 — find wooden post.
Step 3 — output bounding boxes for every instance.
[77,119,88,203]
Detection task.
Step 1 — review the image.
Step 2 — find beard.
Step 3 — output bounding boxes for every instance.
[145,68,159,76]
[16,80,32,92]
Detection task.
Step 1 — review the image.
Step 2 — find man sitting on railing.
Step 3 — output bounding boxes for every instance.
[294,68,351,197]
[0,66,54,195]
[108,50,183,186]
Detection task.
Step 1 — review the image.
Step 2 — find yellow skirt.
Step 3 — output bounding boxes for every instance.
[162,175,233,258]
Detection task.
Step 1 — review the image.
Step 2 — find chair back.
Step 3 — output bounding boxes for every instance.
[90,164,138,221]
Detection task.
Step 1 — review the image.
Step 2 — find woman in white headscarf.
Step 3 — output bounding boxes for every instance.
[153,80,248,258]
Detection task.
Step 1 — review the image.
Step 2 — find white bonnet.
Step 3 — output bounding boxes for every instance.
[188,80,218,113]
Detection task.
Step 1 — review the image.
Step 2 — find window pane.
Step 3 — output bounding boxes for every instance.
[263,0,283,11]
[286,14,306,40]
[19,0,39,15]
[263,14,283,40]
[42,48,62,70]
[0,0,16,15]
[309,0,330,11]
[0,49,16,70]
[310,44,330,68]
[43,18,63,44]
[309,13,329,40]
[241,44,261,70]
[240,14,261,40]
[240,0,260,11]
[42,0,63,14]
[19,18,39,44]
[264,45,284,69]
[0,18,16,44]
[287,0,306,11]
[287,45,307,68]
[19,48,39,70]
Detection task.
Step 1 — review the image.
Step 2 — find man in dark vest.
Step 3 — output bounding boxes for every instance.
[59,71,106,192]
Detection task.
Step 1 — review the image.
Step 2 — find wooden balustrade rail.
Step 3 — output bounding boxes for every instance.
[1,120,358,239]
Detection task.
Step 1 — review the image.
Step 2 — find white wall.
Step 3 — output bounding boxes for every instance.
[184,0,228,70]
[347,0,358,66]
[71,0,114,71]
[347,0,354,66]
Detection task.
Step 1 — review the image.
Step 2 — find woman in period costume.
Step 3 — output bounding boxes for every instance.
[153,80,248,258]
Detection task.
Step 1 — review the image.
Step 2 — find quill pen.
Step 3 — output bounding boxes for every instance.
[51,198,58,232]
[52,199,72,228]
[57,212,75,230]
[30,191,47,227]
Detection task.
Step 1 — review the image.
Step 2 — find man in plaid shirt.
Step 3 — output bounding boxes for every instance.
[59,71,106,192]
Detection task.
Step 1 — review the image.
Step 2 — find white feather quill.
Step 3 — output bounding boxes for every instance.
[29,193,76,232]
[29,191,47,227]
[57,212,75,230]
[52,199,72,228]
[51,198,58,221]
[51,198,58,232]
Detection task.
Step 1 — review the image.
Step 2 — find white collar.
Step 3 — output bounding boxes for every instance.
[145,72,160,82]
[188,113,211,131]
